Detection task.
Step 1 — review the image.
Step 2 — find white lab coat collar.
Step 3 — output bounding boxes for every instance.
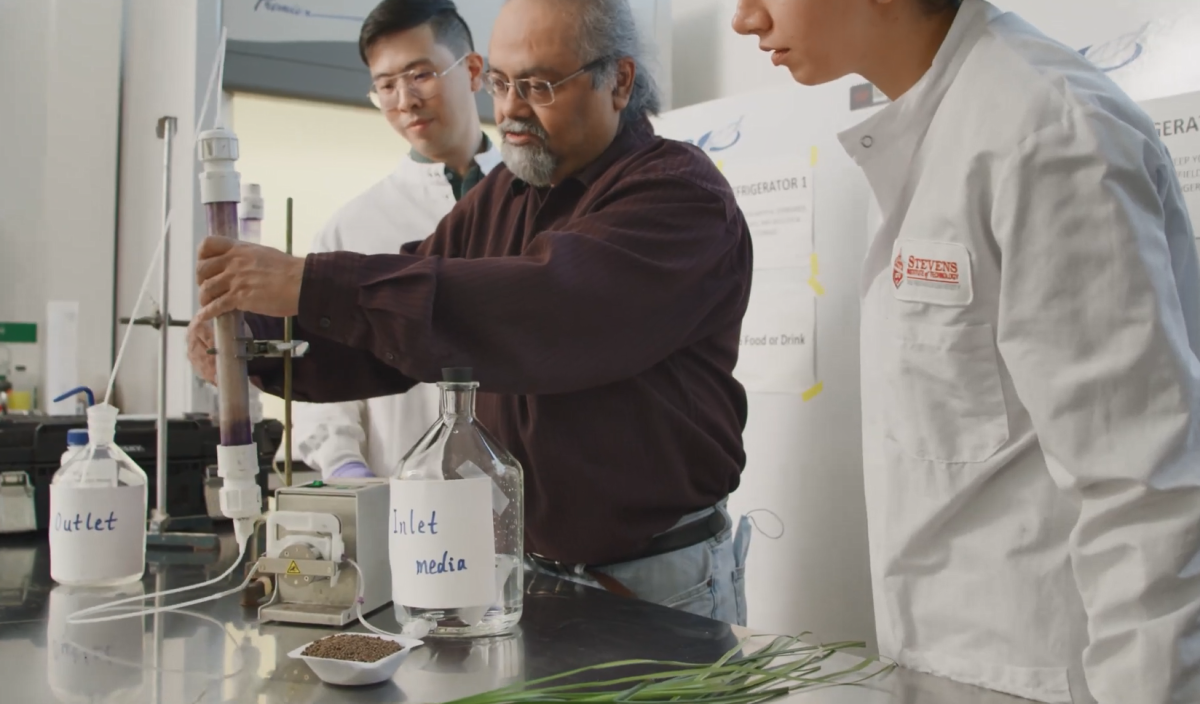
[841,0,999,297]
[838,0,998,208]
[395,136,504,184]
[475,139,503,175]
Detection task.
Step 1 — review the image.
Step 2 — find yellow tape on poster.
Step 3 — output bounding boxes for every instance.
[808,253,825,296]
[802,382,824,402]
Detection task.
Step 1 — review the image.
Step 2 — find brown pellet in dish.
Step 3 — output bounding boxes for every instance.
[302,635,402,663]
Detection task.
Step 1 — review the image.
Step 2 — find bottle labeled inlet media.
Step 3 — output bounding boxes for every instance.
[391,368,524,637]
[49,388,147,587]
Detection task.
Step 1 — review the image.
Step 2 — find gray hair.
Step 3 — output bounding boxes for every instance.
[550,0,663,125]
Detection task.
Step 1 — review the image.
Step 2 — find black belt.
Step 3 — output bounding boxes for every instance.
[530,508,729,572]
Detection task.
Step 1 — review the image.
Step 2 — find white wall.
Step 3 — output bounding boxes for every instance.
[112,0,222,416]
[671,0,793,109]
[0,0,50,377]
[0,0,122,407]
[0,0,217,417]
[231,94,409,259]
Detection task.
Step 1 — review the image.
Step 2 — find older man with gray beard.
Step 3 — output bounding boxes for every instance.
[187,0,754,624]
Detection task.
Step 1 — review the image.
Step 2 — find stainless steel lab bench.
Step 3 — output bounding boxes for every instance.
[0,532,1033,704]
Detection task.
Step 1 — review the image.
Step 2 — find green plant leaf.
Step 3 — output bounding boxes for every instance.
[445,635,895,704]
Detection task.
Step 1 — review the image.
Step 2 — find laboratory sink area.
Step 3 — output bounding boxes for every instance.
[0,530,1031,704]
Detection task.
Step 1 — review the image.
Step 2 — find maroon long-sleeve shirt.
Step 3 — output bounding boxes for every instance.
[247,119,753,565]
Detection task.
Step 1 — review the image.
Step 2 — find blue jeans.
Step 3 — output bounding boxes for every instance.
[529,502,753,626]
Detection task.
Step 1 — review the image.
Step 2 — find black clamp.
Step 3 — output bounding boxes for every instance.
[206,339,309,360]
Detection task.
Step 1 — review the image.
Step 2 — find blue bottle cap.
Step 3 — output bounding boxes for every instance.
[66,429,89,447]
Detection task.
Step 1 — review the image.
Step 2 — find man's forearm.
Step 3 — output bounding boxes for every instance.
[244,313,416,403]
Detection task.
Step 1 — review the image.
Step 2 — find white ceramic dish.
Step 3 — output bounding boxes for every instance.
[288,634,424,686]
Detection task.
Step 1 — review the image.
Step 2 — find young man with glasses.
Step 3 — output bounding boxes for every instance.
[290,0,502,483]
[189,0,754,625]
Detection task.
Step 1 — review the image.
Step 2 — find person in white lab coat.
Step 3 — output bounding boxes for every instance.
[293,0,503,480]
[734,0,1200,702]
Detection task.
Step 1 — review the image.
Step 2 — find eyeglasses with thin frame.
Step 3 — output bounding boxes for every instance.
[368,54,469,109]
[481,57,610,107]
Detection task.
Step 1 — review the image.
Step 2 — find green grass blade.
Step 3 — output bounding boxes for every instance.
[445,633,891,704]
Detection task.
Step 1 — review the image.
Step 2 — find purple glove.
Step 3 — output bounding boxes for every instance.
[330,462,374,479]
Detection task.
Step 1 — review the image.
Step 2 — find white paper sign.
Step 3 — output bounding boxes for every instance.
[734,276,817,395]
[49,485,146,584]
[390,478,496,610]
[1140,91,1200,238]
[720,158,814,270]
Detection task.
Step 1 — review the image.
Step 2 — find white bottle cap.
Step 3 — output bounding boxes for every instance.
[198,128,241,204]
[86,403,120,445]
[241,183,264,220]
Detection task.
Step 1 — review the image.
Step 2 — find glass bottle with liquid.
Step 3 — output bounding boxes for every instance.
[7,365,36,412]
[50,388,147,587]
[392,367,524,638]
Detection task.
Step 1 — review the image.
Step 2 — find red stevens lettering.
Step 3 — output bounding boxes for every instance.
[906,256,960,283]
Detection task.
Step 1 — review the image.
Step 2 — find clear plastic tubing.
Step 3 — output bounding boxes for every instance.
[239,184,265,427]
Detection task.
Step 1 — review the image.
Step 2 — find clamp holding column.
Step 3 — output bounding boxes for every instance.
[205,340,309,359]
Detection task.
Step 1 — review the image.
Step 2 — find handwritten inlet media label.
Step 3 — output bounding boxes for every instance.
[49,485,145,583]
[389,478,496,609]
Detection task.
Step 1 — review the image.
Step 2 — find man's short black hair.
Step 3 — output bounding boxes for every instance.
[359,0,475,65]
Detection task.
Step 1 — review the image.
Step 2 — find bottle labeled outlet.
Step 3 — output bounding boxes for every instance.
[50,394,147,587]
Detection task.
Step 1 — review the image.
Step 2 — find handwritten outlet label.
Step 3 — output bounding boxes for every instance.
[390,478,496,609]
[49,486,146,584]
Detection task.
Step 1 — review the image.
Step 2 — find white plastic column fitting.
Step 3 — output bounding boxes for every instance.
[217,443,261,522]
[240,183,264,220]
[198,128,241,204]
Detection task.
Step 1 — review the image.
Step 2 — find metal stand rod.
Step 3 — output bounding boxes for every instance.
[152,116,177,531]
[151,570,165,704]
[284,197,294,488]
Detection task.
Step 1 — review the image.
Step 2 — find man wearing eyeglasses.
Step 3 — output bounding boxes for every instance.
[291,0,503,483]
[189,0,754,625]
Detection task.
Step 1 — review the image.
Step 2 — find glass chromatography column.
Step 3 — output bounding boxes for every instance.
[197,128,261,544]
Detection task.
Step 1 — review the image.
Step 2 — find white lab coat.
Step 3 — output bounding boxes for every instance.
[292,144,503,478]
[842,1,1200,702]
